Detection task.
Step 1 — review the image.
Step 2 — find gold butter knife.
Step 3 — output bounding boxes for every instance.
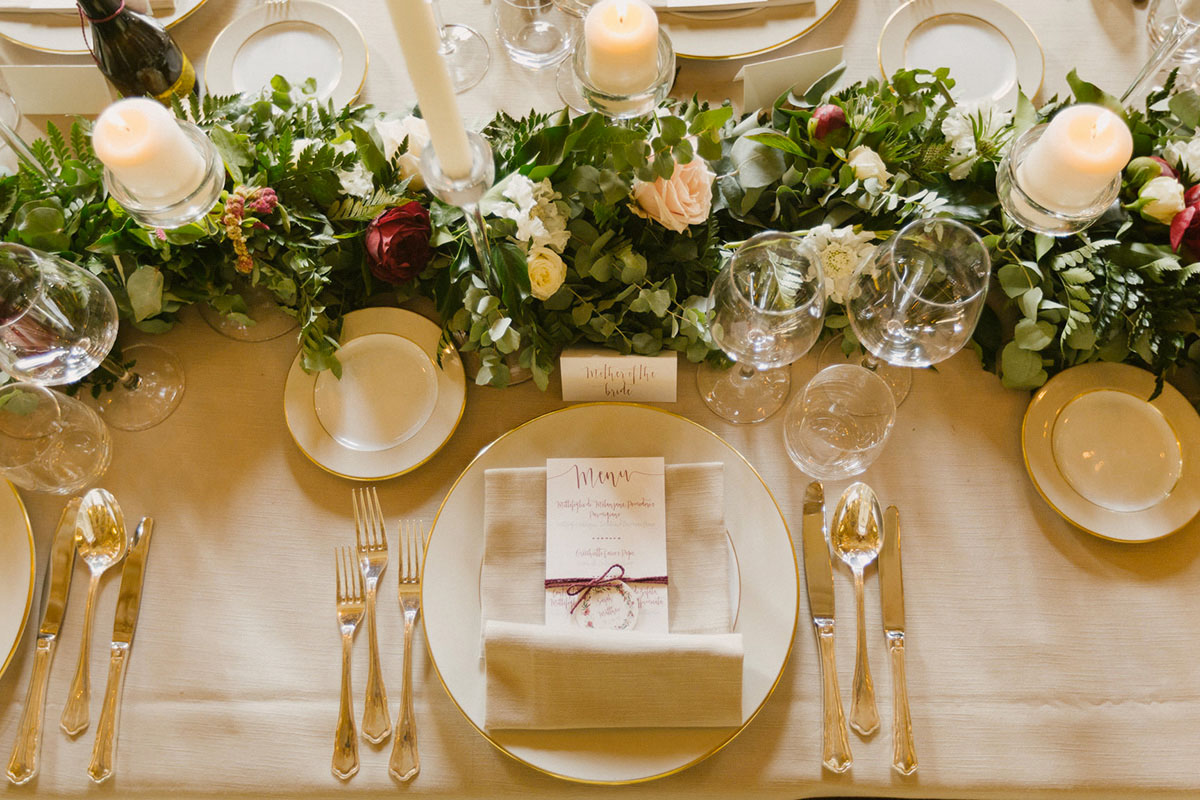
[87,517,154,784]
[879,505,916,775]
[7,498,81,785]
[800,482,851,773]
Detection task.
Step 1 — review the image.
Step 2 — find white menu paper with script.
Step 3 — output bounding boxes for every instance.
[545,457,668,632]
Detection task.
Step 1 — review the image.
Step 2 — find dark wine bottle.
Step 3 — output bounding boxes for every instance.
[76,0,197,103]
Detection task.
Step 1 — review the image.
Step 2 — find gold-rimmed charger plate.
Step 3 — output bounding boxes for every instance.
[0,0,207,56]
[422,403,798,784]
[663,0,839,61]
[878,0,1044,106]
[283,307,465,481]
[1022,363,1200,543]
[0,482,34,682]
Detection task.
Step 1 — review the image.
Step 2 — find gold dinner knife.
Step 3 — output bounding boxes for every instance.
[87,517,154,784]
[7,497,81,785]
[800,482,851,773]
[879,505,917,775]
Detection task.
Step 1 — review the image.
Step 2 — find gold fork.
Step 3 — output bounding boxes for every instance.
[352,487,390,744]
[388,521,423,782]
[332,547,364,781]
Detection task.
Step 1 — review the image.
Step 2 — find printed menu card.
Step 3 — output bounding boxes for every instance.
[545,457,668,632]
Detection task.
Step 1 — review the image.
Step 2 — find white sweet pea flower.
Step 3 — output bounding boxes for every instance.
[1138,175,1186,224]
[941,100,1013,180]
[1163,137,1200,181]
[802,224,877,305]
[527,244,567,300]
[375,115,430,190]
[491,175,571,253]
[846,145,891,188]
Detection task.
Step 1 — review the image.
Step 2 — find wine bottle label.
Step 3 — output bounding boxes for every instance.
[154,53,196,103]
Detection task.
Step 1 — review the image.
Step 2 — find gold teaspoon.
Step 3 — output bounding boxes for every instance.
[60,489,128,736]
[830,482,883,736]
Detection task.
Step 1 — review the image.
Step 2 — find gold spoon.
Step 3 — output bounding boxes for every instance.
[60,488,128,736]
[830,481,883,736]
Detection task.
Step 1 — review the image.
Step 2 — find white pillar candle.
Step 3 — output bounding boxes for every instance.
[93,98,205,205]
[387,0,473,181]
[1018,104,1133,212]
[584,0,659,96]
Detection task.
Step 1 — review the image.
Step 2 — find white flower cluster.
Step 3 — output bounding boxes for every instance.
[803,224,877,305]
[941,101,1013,181]
[493,174,572,299]
[1163,136,1200,181]
[375,115,430,190]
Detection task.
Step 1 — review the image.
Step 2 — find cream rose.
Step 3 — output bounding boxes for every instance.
[631,157,715,233]
[376,116,430,191]
[847,145,892,187]
[1139,175,1185,224]
[527,245,567,300]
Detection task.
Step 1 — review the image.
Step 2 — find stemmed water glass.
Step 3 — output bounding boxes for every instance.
[0,243,184,431]
[842,218,991,403]
[697,231,825,424]
[432,0,491,93]
[1124,0,1200,102]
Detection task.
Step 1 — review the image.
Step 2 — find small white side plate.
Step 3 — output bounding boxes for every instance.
[284,308,465,481]
[662,0,839,62]
[0,0,205,55]
[206,0,367,106]
[1022,363,1200,542]
[313,333,437,452]
[878,0,1043,107]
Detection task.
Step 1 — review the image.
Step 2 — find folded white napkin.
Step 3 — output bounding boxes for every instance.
[480,463,744,730]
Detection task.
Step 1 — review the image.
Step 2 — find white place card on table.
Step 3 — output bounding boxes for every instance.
[545,457,668,632]
[559,347,677,402]
[735,45,843,112]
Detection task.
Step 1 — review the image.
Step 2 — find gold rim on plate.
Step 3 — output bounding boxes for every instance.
[420,402,799,785]
[0,481,35,682]
[0,0,209,56]
[665,0,841,62]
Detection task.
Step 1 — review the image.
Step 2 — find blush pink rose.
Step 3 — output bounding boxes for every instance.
[631,157,716,233]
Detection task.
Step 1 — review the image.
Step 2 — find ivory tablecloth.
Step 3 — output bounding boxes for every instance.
[3,1,1199,797]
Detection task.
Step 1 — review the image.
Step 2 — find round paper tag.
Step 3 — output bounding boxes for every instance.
[573,581,638,631]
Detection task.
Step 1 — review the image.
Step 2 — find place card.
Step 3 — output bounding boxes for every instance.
[559,347,677,402]
[545,457,668,632]
[735,45,844,113]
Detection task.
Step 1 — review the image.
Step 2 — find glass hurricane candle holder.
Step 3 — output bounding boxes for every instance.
[102,120,224,230]
[419,130,497,284]
[573,30,675,120]
[996,124,1121,237]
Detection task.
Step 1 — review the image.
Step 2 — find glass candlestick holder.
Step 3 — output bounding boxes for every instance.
[103,120,224,230]
[419,131,497,282]
[573,30,675,120]
[996,124,1121,237]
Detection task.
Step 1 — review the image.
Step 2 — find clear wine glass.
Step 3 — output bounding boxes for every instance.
[1124,0,1200,102]
[0,243,184,431]
[433,0,491,93]
[0,382,111,495]
[843,218,991,403]
[697,231,825,424]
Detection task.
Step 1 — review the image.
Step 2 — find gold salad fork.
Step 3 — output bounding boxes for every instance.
[352,487,390,743]
[388,521,423,782]
[332,547,364,781]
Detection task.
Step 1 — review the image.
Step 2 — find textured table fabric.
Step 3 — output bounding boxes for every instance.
[2,1,1199,798]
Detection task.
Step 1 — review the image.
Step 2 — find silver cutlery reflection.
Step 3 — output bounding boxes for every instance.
[88,517,154,784]
[879,505,917,775]
[800,482,852,773]
[352,487,390,744]
[830,482,884,737]
[388,521,423,782]
[332,547,364,781]
[62,489,129,737]
[7,498,79,785]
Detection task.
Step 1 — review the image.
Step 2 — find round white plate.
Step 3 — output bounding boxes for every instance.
[284,307,465,481]
[662,0,839,61]
[0,0,206,56]
[0,482,34,682]
[205,0,367,106]
[1022,363,1200,542]
[878,0,1043,107]
[423,403,798,784]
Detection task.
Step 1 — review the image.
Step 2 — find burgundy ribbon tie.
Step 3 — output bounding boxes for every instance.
[544,563,669,615]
